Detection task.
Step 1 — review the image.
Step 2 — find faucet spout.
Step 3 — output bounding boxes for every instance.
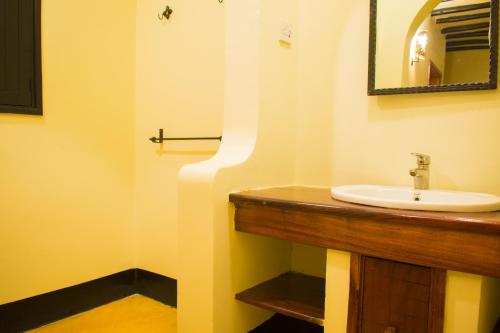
[410,153,430,190]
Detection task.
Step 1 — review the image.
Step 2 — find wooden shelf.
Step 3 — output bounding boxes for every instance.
[249,314,324,333]
[236,272,325,326]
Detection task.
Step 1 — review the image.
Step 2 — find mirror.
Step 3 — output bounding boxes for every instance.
[368,0,499,95]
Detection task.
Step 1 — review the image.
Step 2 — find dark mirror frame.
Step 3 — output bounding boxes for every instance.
[368,0,499,95]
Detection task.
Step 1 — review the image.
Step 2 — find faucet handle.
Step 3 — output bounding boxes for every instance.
[411,152,431,165]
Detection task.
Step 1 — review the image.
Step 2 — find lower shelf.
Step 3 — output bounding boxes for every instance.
[236,272,325,326]
[249,314,324,333]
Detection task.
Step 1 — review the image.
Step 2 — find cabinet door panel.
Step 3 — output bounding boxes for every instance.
[348,255,445,333]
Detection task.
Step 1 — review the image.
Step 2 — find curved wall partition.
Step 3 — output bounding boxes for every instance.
[177,0,299,332]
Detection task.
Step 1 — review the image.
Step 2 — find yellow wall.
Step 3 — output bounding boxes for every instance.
[478,276,500,333]
[401,0,443,86]
[444,272,500,333]
[1,1,498,332]
[407,15,446,87]
[445,272,482,333]
[134,0,224,278]
[323,250,351,333]
[0,0,136,304]
[444,50,490,84]
[297,1,500,195]
[291,244,326,278]
[375,0,430,88]
[296,0,500,331]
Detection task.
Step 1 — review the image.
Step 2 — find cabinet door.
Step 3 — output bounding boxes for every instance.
[348,255,446,333]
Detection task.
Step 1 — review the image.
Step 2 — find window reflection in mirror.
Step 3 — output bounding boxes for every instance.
[371,0,498,93]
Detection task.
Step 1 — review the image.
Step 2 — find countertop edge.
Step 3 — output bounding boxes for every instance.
[229,187,500,234]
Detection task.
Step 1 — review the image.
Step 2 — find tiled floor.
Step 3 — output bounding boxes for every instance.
[27,294,177,333]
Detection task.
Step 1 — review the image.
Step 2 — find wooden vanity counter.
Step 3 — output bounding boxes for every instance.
[229,186,500,278]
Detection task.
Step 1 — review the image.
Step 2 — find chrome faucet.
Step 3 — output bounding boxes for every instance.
[409,153,430,190]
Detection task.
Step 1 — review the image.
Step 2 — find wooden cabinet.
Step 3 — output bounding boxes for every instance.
[234,255,445,333]
[348,256,445,333]
[229,187,500,278]
[229,186,500,333]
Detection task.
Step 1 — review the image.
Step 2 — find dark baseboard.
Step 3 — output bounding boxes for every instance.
[249,314,324,333]
[0,269,176,333]
[493,317,500,333]
[135,269,176,307]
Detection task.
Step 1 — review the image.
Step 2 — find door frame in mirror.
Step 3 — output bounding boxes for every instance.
[368,0,499,95]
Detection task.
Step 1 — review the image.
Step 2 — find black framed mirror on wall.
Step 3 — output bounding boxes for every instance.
[368,0,499,95]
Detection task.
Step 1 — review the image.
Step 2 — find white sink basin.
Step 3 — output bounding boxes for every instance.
[331,185,500,213]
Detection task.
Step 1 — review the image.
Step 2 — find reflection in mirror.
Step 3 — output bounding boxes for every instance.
[369,0,498,95]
